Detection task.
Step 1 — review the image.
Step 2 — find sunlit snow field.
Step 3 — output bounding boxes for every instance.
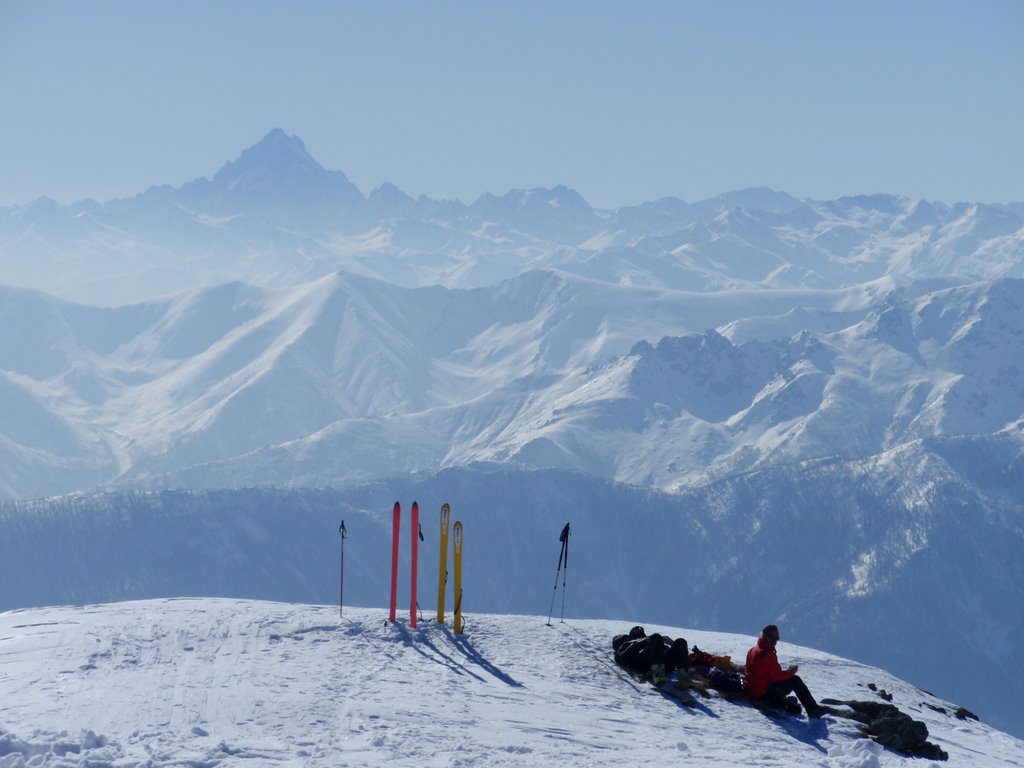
[1,599,1021,767]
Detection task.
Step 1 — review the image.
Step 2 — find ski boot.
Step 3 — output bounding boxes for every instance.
[649,663,667,687]
[676,669,694,690]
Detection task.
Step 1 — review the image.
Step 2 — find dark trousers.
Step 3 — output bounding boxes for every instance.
[615,634,690,676]
[764,675,818,714]
[628,634,667,670]
[665,638,690,673]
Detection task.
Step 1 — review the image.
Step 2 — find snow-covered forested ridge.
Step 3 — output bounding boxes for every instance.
[1,129,1022,740]
[2,599,1023,768]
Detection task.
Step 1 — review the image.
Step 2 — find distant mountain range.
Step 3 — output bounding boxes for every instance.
[1,129,1023,738]
[2,128,1022,306]
[0,268,1021,500]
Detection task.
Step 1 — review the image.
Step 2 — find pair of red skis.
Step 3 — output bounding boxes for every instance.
[388,502,463,633]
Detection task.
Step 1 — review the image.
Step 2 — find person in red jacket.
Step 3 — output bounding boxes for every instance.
[744,624,823,718]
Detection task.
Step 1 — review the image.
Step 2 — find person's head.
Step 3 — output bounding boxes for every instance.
[761,624,780,643]
[629,625,646,639]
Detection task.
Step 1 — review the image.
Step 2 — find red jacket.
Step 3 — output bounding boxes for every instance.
[744,637,794,697]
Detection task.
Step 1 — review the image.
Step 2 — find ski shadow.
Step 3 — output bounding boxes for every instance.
[447,629,524,688]
[389,621,488,683]
[658,690,719,718]
[689,698,718,718]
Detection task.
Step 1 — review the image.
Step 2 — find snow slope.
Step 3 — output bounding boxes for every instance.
[1,598,1021,767]
[1,274,1021,499]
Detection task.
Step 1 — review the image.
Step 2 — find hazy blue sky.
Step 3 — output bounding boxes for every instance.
[2,1,1022,209]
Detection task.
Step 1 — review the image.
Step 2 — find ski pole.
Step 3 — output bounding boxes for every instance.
[546,522,570,625]
[415,522,426,624]
[339,520,347,619]
[559,522,570,622]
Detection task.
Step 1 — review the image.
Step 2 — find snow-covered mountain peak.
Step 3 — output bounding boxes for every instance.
[468,186,597,235]
[215,128,321,183]
[367,181,416,214]
[859,294,919,352]
[252,126,308,152]
[694,186,805,215]
[175,129,365,220]
[834,193,909,216]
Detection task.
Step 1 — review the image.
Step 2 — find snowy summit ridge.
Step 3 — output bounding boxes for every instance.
[2,599,1022,768]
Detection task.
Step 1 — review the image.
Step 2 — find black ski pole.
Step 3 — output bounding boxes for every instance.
[454,588,465,633]
[339,520,347,619]
[559,522,570,622]
[546,522,570,625]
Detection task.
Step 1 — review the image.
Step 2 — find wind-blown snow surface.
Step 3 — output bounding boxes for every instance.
[2,598,1022,767]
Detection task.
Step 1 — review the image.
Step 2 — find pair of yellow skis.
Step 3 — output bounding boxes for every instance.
[435,503,464,634]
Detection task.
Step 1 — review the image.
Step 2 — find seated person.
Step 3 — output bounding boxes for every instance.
[744,624,823,718]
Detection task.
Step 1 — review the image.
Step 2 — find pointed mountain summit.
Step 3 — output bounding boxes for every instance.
[367,181,417,219]
[216,128,325,184]
[180,129,366,224]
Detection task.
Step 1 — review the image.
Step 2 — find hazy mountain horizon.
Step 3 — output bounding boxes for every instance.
[3,129,1022,308]
[1,128,1022,738]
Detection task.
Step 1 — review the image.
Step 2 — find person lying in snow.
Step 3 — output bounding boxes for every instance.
[612,626,692,689]
[744,624,824,718]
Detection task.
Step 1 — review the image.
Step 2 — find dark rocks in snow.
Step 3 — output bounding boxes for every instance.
[823,699,948,760]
